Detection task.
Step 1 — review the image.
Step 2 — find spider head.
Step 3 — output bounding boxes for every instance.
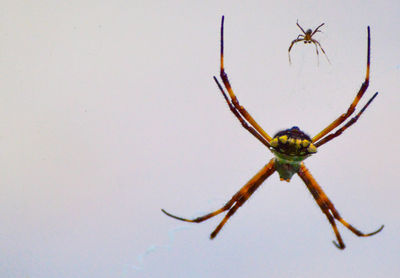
[270,126,317,181]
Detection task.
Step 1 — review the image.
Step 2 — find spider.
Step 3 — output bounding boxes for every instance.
[288,20,330,64]
[162,16,384,249]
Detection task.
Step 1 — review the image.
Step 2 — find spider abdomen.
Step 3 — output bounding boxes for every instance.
[270,126,317,181]
[270,126,317,157]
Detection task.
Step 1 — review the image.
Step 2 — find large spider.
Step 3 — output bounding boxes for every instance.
[162,16,384,249]
[288,20,330,64]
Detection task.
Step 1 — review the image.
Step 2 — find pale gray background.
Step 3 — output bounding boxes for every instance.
[1,1,399,277]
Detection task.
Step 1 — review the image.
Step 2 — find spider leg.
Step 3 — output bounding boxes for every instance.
[312,26,371,143]
[289,38,304,52]
[296,20,307,34]
[162,159,276,239]
[311,40,321,66]
[312,39,331,64]
[210,197,242,238]
[298,163,384,249]
[218,16,273,144]
[213,77,271,148]
[311,23,325,36]
[288,38,304,64]
[315,92,378,147]
[324,206,346,249]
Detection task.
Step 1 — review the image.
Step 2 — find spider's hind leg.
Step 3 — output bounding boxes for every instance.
[288,38,303,64]
[312,26,372,144]
[312,41,321,66]
[213,77,270,148]
[218,16,273,144]
[313,39,331,64]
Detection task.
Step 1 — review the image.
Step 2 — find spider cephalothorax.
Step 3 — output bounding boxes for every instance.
[304,29,313,39]
[270,126,317,181]
[162,16,383,249]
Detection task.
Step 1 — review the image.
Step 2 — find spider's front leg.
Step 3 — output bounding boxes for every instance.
[311,22,325,36]
[296,21,307,34]
[162,159,276,239]
[297,163,384,249]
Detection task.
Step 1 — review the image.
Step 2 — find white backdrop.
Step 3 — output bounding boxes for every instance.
[0,1,399,277]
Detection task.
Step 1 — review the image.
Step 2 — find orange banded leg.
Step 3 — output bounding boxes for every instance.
[218,16,272,144]
[315,92,378,147]
[324,207,346,249]
[213,77,270,148]
[162,159,276,239]
[297,163,383,249]
[312,26,371,143]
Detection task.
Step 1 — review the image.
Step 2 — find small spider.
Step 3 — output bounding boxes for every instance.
[162,16,383,249]
[288,20,330,64]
